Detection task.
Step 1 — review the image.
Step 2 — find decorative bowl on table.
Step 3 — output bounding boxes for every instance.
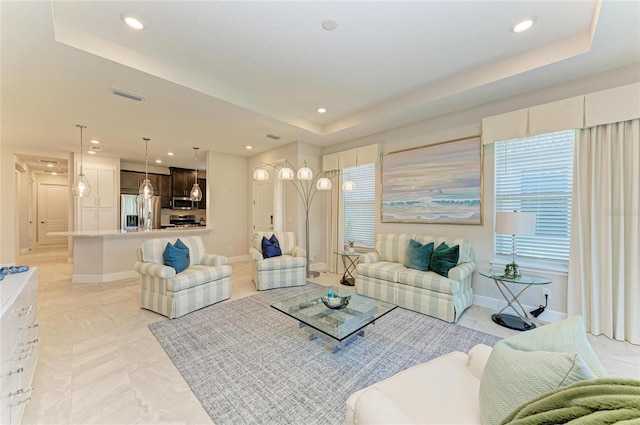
[321,295,351,309]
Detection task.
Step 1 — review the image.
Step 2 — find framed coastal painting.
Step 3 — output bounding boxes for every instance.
[381,135,483,225]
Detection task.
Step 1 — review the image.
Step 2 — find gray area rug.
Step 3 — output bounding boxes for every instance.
[149,284,501,425]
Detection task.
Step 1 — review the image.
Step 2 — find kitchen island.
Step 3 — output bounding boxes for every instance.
[49,227,210,283]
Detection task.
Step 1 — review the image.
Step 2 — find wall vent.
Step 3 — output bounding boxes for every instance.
[266,134,281,140]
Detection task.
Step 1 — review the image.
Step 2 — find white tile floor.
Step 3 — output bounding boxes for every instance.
[17,245,640,424]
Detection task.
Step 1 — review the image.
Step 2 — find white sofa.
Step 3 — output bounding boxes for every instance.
[346,316,608,425]
[133,235,232,319]
[356,233,476,322]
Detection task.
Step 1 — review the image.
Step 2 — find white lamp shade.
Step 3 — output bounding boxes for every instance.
[190,183,202,201]
[72,174,91,197]
[495,212,537,236]
[342,180,356,191]
[253,168,269,181]
[316,177,332,190]
[139,178,154,199]
[297,166,313,180]
[278,167,294,180]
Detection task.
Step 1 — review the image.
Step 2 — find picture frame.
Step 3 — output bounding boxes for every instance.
[381,135,483,225]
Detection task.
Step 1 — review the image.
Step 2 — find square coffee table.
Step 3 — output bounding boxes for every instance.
[271,286,397,353]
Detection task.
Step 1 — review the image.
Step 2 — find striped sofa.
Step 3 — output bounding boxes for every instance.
[249,231,306,291]
[134,235,232,319]
[356,233,476,323]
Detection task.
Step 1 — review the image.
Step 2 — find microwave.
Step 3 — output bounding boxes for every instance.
[172,197,194,210]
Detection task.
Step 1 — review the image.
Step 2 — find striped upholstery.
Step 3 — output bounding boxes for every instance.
[134,235,232,319]
[250,232,307,291]
[355,233,476,323]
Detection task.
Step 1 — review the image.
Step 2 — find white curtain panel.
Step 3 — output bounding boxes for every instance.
[325,170,344,274]
[568,118,640,344]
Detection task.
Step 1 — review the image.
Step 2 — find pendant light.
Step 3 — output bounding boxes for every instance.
[190,147,202,202]
[139,137,154,199]
[72,124,91,197]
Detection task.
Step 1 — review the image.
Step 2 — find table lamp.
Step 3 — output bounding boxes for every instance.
[495,211,536,278]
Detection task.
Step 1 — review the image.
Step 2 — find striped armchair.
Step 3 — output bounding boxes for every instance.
[249,231,306,291]
[356,233,476,323]
[133,235,232,319]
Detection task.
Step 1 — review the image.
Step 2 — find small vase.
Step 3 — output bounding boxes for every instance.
[348,247,355,254]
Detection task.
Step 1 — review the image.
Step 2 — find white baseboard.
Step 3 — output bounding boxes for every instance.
[228,254,250,263]
[19,248,30,254]
[72,270,137,283]
[473,293,567,323]
[311,262,327,272]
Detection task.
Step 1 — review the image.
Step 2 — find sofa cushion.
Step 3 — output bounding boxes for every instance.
[163,241,190,274]
[357,261,407,283]
[479,316,607,425]
[412,235,472,264]
[166,264,232,292]
[262,235,282,258]
[376,233,413,263]
[397,269,462,295]
[256,255,306,271]
[403,239,434,272]
[429,242,460,277]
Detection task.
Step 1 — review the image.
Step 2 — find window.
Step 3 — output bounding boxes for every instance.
[494,130,574,264]
[343,163,375,248]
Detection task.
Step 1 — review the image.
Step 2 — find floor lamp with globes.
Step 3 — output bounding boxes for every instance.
[253,161,355,278]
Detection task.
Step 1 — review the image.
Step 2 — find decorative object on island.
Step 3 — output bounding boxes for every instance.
[381,135,482,224]
[139,137,154,200]
[189,147,202,202]
[252,160,355,278]
[495,211,537,278]
[72,124,91,197]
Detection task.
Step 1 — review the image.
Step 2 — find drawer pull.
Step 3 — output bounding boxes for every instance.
[11,305,33,317]
[12,346,33,361]
[10,396,32,407]
[2,386,30,399]
[0,367,24,378]
[19,338,39,347]
[19,323,39,331]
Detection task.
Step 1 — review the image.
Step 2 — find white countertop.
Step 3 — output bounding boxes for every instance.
[48,227,210,238]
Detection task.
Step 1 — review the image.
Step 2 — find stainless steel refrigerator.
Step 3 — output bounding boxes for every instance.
[121,194,161,231]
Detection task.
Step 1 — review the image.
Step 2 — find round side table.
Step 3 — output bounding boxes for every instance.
[479,271,551,331]
[334,250,363,286]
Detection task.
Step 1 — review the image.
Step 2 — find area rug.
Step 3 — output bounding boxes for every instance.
[149,284,501,425]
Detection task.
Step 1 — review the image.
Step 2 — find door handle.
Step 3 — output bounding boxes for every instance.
[40,221,45,224]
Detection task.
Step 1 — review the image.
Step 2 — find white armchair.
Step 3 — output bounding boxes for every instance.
[249,231,306,291]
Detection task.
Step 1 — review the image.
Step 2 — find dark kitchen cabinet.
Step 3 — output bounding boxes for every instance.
[170,167,197,197]
[159,174,172,208]
[198,178,206,209]
[120,170,162,197]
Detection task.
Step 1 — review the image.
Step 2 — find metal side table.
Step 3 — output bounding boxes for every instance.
[334,250,363,286]
[479,271,551,331]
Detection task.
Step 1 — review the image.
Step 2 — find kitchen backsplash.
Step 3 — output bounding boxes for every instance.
[160,208,206,225]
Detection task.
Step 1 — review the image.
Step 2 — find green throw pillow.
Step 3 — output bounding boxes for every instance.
[163,241,190,273]
[479,316,608,425]
[403,239,434,271]
[429,242,459,277]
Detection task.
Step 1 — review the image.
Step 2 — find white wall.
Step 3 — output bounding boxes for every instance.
[321,64,640,319]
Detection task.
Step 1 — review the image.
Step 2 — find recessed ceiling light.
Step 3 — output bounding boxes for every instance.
[245,145,253,150]
[155,159,162,164]
[322,19,338,31]
[317,107,327,114]
[90,139,100,144]
[47,163,54,168]
[88,150,96,155]
[511,17,536,33]
[167,152,174,156]
[51,172,57,175]
[123,15,145,31]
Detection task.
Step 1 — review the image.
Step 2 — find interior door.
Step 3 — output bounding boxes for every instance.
[253,174,274,232]
[37,183,68,245]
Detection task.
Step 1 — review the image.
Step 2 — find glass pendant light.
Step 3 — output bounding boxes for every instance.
[72,124,91,197]
[316,177,332,190]
[297,163,313,180]
[253,167,270,181]
[278,166,294,180]
[190,147,202,202]
[342,174,356,192]
[139,137,154,199]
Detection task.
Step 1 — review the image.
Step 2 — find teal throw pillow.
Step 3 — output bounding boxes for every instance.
[403,239,434,271]
[163,241,190,273]
[429,242,459,277]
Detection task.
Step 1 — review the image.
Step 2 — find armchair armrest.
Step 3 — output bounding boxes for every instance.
[290,246,306,258]
[200,253,227,266]
[134,261,176,279]
[448,261,476,281]
[249,247,263,261]
[359,252,380,264]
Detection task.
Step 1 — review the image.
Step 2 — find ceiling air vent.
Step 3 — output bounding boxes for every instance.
[38,159,59,165]
[112,88,145,102]
[266,134,281,140]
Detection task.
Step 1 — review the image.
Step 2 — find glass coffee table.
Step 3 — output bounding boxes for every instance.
[271,286,397,353]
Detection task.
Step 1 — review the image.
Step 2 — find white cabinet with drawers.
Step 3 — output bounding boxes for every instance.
[0,268,38,425]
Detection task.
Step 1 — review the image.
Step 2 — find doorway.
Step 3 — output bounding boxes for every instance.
[37,183,69,245]
[252,160,286,233]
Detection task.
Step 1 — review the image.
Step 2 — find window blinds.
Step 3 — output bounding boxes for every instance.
[343,163,376,248]
[494,130,574,263]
